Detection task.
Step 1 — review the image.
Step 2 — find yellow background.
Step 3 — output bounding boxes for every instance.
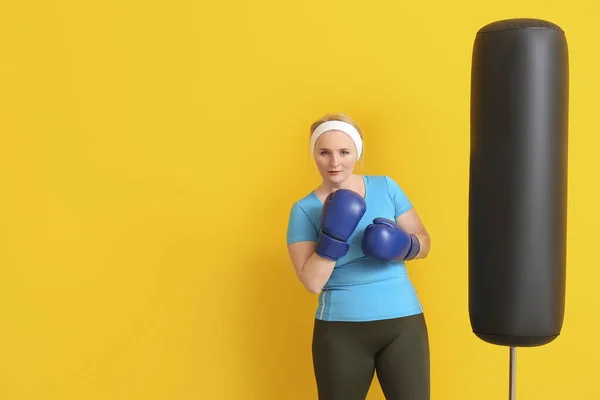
[1,0,598,399]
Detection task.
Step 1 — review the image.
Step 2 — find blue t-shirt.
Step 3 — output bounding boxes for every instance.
[286,175,424,322]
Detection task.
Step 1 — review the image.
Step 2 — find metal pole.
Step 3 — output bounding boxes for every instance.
[509,347,516,400]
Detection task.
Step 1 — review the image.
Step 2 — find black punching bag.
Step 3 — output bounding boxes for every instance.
[469,19,569,348]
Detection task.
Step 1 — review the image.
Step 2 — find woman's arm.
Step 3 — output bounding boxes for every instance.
[395,208,431,259]
[287,241,336,294]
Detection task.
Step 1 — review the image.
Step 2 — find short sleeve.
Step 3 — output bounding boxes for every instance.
[384,176,413,218]
[286,203,319,245]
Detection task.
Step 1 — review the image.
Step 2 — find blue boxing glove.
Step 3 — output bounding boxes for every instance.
[315,189,367,261]
[362,218,420,262]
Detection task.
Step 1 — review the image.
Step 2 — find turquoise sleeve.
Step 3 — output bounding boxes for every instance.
[384,176,413,218]
[286,203,319,245]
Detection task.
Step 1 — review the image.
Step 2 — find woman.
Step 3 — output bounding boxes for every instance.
[286,113,431,400]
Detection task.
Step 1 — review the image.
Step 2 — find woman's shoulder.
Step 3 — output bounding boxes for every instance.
[290,190,320,211]
[363,174,396,187]
[364,174,402,184]
[363,174,387,181]
[364,175,407,199]
[287,191,322,232]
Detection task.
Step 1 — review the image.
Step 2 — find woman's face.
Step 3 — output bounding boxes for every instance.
[313,130,358,185]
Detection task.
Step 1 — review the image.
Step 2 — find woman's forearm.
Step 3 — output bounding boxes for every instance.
[412,233,431,259]
[299,253,336,294]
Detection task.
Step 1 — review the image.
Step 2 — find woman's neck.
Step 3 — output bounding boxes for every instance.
[316,174,364,197]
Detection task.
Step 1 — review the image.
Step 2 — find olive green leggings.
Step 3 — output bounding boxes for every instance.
[312,313,430,400]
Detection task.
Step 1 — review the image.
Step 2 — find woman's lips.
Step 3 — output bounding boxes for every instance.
[328,171,341,175]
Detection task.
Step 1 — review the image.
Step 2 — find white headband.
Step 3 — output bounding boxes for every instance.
[310,120,363,160]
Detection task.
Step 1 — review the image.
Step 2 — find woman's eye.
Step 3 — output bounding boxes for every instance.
[341,151,349,155]
[320,151,329,156]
